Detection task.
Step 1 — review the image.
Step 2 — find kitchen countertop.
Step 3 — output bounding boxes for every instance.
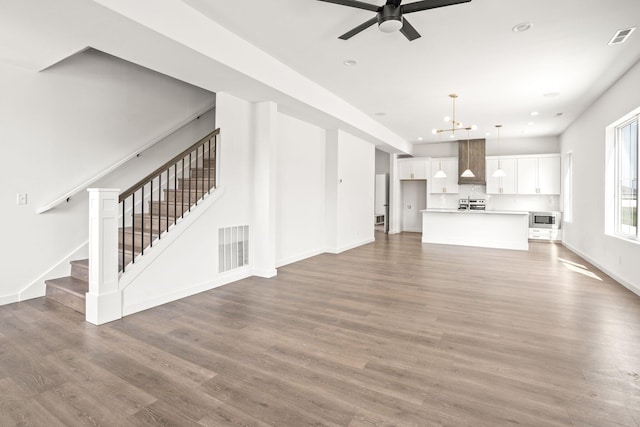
[421,209,529,215]
[421,208,529,250]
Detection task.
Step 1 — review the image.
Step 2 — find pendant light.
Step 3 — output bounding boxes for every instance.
[434,161,447,178]
[492,125,506,178]
[432,94,477,139]
[460,130,475,178]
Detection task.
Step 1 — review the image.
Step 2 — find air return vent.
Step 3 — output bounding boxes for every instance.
[219,225,249,273]
[608,27,636,45]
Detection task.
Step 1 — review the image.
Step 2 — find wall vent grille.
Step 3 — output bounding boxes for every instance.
[219,225,249,273]
[608,27,636,45]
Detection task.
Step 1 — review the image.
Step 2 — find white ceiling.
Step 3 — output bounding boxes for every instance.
[182,0,640,143]
[2,0,639,150]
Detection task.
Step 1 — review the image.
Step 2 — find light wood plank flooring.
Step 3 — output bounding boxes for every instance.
[1,232,639,426]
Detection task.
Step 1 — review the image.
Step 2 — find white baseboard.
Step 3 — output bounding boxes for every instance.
[252,268,278,278]
[562,241,640,297]
[123,266,251,316]
[276,247,326,268]
[326,237,375,254]
[402,228,422,233]
[0,294,19,306]
[18,242,89,303]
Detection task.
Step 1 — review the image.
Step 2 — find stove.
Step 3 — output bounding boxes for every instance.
[458,198,486,211]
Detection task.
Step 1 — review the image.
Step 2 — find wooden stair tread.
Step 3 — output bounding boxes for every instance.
[45,276,88,298]
[121,227,160,235]
[70,259,88,269]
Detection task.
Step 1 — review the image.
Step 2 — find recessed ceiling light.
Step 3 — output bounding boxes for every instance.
[374,112,386,116]
[485,132,491,137]
[544,92,560,98]
[343,59,358,66]
[528,122,534,126]
[417,137,423,141]
[531,111,539,116]
[512,22,533,33]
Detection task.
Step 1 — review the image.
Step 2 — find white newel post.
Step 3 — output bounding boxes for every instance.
[86,188,122,325]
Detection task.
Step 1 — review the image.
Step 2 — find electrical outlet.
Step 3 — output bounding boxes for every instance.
[407,204,412,209]
[16,193,27,205]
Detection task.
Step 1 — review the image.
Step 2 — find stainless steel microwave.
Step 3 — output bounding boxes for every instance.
[529,211,561,229]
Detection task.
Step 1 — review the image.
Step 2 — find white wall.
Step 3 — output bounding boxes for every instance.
[334,131,376,252]
[121,92,255,314]
[561,59,640,295]
[0,49,216,305]
[276,113,327,266]
[375,149,390,174]
[122,96,379,313]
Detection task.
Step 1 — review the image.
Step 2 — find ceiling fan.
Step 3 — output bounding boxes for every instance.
[317,0,471,41]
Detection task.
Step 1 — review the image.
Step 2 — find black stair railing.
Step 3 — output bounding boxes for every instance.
[118,129,219,272]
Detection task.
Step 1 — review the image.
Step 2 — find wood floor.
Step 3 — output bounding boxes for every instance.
[1,232,639,426]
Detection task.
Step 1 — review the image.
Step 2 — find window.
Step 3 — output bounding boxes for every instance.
[563,152,573,223]
[615,116,638,238]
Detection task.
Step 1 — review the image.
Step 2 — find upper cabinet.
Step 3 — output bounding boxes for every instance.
[458,138,486,186]
[537,156,561,194]
[398,158,428,180]
[487,154,560,195]
[486,157,517,194]
[430,158,459,193]
[516,155,560,195]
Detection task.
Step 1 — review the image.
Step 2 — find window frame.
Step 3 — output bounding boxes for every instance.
[614,115,639,240]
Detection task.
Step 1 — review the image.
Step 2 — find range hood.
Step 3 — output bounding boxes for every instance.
[458,138,486,185]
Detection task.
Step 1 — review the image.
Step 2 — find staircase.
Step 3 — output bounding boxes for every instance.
[45,154,216,315]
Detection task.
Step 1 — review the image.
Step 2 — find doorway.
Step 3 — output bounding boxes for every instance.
[401,180,427,232]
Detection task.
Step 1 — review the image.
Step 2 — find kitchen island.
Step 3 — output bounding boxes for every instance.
[421,209,530,251]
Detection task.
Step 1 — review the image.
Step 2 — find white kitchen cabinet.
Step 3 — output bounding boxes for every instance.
[529,227,562,241]
[537,156,561,194]
[516,155,560,195]
[398,158,428,180]
[430,158,459,193]
[486,157,517,194]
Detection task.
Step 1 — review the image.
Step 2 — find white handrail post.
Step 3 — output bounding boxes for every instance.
[86,188,122,325]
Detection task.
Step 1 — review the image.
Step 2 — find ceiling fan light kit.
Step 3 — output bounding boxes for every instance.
[317,0,472,41]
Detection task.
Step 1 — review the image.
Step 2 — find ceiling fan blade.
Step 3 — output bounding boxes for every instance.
[316,0,379,12]
[401,0,471,14]
[339,16,378,40]
[399,17,421,41]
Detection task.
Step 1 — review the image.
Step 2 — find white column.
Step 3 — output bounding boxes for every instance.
[251,102,278,278]
[324,130,339,251]
[86,188,122,325]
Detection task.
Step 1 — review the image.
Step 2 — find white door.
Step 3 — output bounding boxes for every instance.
[401,180,426,232]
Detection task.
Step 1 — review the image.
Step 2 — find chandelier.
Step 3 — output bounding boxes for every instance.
[432,94,477,138]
